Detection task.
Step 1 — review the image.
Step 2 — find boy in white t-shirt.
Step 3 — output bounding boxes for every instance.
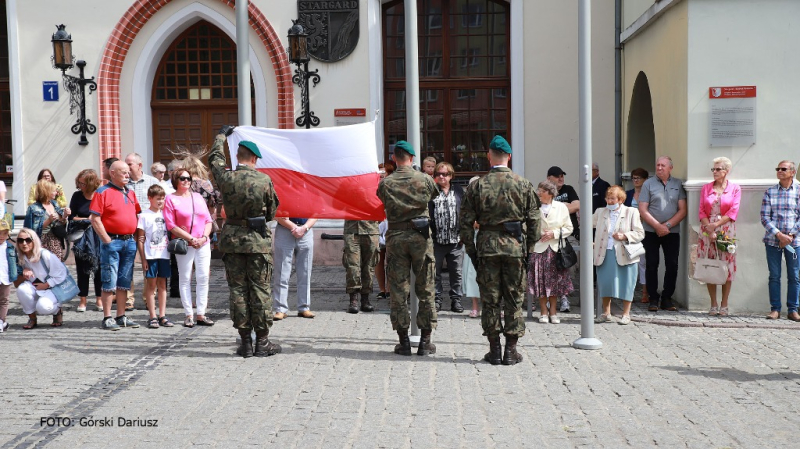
[136,185,173,328]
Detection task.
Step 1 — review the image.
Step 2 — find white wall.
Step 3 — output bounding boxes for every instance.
[684,0,800,312]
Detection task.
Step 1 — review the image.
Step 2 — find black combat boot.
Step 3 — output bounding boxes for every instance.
[502,334,523,365]
[347,293,360,314]
[236,329,253,358]
[484,335,502,365]
[360,293,375,312]
[254,328,282,357]
[451,297,464,313]
[435,296,443,312]
[394,329,412,356]
[417,329,436,356]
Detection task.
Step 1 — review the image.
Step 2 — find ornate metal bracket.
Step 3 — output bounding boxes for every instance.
[62,60,97,146]
[292,61,321,129]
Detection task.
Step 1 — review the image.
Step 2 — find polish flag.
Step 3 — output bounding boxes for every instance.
[226,121,385,221]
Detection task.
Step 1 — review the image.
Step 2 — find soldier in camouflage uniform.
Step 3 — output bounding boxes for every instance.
[459,135,540,366]
[343,220,380,314]
[376,140,439,356]
[209,128,281,358]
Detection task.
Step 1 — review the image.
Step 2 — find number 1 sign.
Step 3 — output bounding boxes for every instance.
[43,81,59,102]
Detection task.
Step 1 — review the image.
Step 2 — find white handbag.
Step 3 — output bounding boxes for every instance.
[623,241,646,259]
[692,243,729,285]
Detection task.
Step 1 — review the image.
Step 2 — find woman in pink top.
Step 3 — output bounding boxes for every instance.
[698,157,741,316]
[164,169,214,327]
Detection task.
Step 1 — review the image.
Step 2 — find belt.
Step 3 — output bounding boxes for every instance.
[387,222,415,231]
[480,224,507,232]
[225,219,248,226]
[108,233,133,240]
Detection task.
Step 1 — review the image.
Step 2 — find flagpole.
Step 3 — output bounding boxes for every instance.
[404,0,421,343]
[236,0,252,126]
[573,0,602,350]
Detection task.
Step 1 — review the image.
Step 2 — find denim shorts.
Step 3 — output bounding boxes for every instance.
[145,259,171,279]
[100,238,137,291]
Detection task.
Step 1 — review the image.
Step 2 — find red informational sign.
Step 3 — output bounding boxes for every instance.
[709,86,756,99]
[334,108,366,117]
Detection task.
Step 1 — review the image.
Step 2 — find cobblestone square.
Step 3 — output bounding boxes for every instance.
[1,262,798,448]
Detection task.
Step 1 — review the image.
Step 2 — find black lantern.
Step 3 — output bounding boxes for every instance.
[50,24,97,146]
[51,24,73,71]
[287,21,320,128]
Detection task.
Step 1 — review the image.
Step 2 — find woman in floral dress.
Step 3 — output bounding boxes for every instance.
[698,157,740,316]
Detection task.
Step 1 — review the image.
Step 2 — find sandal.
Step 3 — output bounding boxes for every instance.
[469,309,479,318]
[158,316,175,327]
[147,317,160,329]
[23,317,38,330]
[709,306,719,316]
[51,310,63,327]
[719,307,729,317]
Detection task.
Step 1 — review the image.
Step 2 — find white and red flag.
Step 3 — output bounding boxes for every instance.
[226,121,385,221]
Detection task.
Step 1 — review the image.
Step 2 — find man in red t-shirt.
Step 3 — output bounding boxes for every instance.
[90,161,141,331]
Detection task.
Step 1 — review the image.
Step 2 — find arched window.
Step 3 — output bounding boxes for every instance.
[151,21,253,163]
[383,0,510,178]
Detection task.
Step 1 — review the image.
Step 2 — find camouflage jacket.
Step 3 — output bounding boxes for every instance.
[459,166,541,258]
[377,165,438,224]
[209,135,279,254]
[343,220,380,235]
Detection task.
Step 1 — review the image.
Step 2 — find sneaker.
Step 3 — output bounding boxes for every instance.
[595,313,613,323]
[618,315,631,325]
[115,315,140,328]
[102,317,121,331]
[76,306,87,312]
[559,296,571,313]
[538,315,550,324]
[0,319,4,333]
[550,316,561,324]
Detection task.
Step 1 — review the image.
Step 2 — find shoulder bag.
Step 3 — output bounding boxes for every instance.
[622,210,646,259]
[40,249,79,303]
[167,194,194,255]
[692,240,728,285]
[555,227,578,270]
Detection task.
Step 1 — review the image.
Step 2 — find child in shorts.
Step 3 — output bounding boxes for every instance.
[136,185,173,328]
[0,219,16,333]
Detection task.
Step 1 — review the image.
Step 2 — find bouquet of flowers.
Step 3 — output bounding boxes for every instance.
[714,233,737,254]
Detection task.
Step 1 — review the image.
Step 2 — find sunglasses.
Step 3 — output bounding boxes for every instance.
[776,167,791,172]
[178,176,193,182]
[435,172,451,177]
[18,237,33,244]
[710,168,726,172]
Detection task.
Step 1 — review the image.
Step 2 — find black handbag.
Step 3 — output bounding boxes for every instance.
[167,238,188,255]
[50,221,67,239]
[555,228,578,270]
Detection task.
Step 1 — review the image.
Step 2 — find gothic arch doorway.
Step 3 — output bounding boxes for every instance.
[626,71,656,173]
[151,21,254,165]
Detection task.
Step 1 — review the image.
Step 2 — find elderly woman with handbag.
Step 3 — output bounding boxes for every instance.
[593,186,645,325]
[697,157,740,316]
[528,180,573,324]
[15,228,78,328]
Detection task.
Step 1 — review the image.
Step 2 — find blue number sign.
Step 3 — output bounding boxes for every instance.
[43,81,59,102]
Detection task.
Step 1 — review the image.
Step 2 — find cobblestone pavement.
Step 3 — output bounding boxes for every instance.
[1,262,799,448]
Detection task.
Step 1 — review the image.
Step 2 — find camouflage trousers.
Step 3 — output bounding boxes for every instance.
[386,230,437,330]
[222,252,273,332]
[343,234,380,294]
[476,256,526,337]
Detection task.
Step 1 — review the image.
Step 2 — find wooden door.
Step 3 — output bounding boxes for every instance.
[152,107,239,165]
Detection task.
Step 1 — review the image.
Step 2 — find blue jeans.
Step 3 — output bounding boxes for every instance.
[766,244,800,313]
[100,238,137,292]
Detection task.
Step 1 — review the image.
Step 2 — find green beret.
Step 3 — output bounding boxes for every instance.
[489,135,511,154]
[394,140,415,156]
[238,140,262,159]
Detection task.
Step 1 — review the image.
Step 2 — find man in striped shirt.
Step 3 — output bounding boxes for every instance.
[760,160,800,321]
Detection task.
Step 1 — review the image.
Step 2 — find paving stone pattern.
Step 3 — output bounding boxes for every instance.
[0,262,798,448]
